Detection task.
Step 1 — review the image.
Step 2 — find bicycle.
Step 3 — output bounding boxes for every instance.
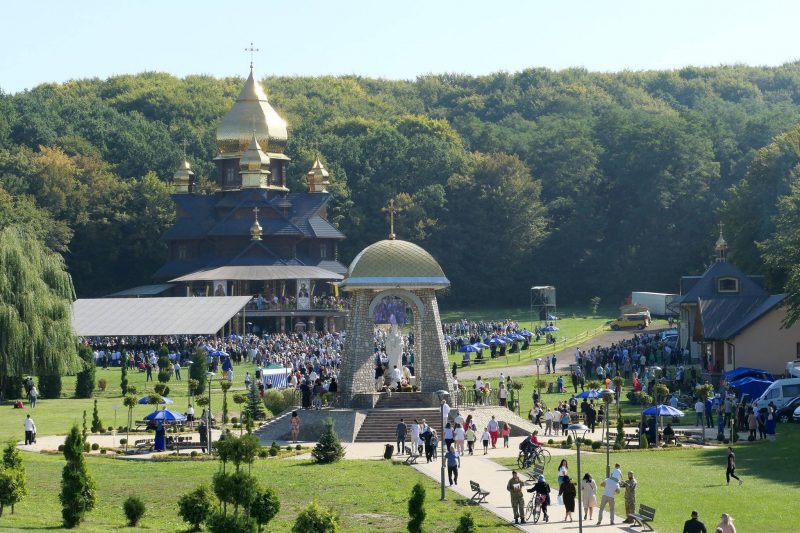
[526,493,547,523]
[516,447,551,469]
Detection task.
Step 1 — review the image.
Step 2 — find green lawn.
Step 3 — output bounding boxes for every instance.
[497,424,800,532]
[0,453,506,532]
[3,361,262,443]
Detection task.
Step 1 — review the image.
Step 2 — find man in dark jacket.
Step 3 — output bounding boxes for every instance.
[682,510,707,533]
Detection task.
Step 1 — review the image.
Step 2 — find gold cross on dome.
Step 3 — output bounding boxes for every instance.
[382,199,399,240]
[253,206,259,220]
[245,42,260,69]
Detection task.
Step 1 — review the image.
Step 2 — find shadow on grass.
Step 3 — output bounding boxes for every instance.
[681,424,800,487]
[0,526,62,531]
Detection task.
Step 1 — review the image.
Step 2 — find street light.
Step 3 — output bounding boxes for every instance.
[569,423,589,533]
[435,389,450,501]
[600,388,615,479]
[206,371,215,456]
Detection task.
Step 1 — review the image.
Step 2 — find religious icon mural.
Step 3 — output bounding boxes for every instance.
[372,295,409,325]
[296,279,310,309]
[213,280,227,296]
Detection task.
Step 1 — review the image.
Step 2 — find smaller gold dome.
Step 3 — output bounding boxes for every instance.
[342,239,449,289]
[250,219,262,241]
[307,156,330,193]
[239,132,271,171]
[172,159,194,193]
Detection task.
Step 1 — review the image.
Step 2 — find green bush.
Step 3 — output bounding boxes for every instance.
[75,344,96,399]
[263,389,287,414]
[639,433,649,449]
[123,495,145,526]
[312,418,345,464]
[38,374,62,399]
[547,439,555,445]
[591,441,602,450]
[91,399,103,433]
[178,484,216,531]
[251,487,280,532]
[258,448,269,458]
[119,438,127,445]
[207,510,255,533]
[295,444,302,450]
[60,425,96,528]
[100,449,107,454]
[455,511,478,533]
[407,482,426,533]
[91,443,100,451]
[285,445,292,451]
[292,501,340,533]
[268,448,278,457]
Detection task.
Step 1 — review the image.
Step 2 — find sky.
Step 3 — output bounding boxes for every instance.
[2,0,800,94]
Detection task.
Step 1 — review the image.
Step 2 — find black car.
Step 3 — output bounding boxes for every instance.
[775,396,800,423]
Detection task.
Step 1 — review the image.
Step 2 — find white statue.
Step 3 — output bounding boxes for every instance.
[386,314,404,371]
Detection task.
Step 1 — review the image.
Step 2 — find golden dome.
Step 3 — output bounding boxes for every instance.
[172,159,194,193]
[216,68,288,158]
[342,239,450,289]
[239,132,270,171]
[307,156,330,193]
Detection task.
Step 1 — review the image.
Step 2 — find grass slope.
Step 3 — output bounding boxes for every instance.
[1,453,505,532]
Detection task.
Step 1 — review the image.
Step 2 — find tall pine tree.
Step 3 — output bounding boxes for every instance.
[60,425,96,528]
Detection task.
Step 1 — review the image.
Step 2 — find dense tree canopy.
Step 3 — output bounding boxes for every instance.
[3,62,800,304]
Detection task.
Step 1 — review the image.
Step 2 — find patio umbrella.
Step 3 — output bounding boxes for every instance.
[489,338,506,345]
[138,396,174,405]
[576,390,602,399]
[458,344,479,353]
[642,404,684,417]
[511,334,526,341]
[209,350,228,357]
[541,325,559,332]
[473,342,490,349]
[519,331,534,337]
[143,409,187,422]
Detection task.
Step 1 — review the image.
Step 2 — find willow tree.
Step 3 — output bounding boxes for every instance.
[0,227,80,390]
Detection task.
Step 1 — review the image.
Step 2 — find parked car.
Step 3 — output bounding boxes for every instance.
[610,313,650,330]
[793,405,800,423]
[775,396,800,423]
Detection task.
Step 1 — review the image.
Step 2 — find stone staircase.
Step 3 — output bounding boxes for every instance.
[354,394,444,443]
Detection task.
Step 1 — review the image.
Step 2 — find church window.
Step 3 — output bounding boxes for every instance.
[225,167,235,185]
[320,243,327,259]
[717,277,739,293]
[177,244,188,260]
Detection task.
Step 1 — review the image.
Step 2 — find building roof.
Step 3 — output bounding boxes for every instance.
[341,239,450,290]
[106,284,175,297]
[73,296,251,336]
[696,293,785,340]
[169,265,344,282]
[673,260,769,305]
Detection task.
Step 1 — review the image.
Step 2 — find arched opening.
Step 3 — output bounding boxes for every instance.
[369,290,424,391]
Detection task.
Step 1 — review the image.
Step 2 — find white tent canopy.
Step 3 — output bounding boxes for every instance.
[72,296,252,336]
[169,265,343,282]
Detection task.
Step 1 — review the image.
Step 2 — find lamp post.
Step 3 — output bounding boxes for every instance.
[206,371,215,456]
[600,388,614,478]
[436,389,450,501]
[569,423,589,533]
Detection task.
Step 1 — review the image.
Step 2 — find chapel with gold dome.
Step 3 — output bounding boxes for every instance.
[151,63,347,333]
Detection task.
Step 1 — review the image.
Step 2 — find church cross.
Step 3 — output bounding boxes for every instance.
[181,139,188,158]
[382,199,399,240]
[245,42,260,69]
[718,221,724,235]
[253,206,259,220]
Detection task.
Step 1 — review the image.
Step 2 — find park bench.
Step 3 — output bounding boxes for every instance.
[404,449,420,465]
[469,480,490,503]
[133,438,154,452]
[524,463,545,486]
[628,503,656,531]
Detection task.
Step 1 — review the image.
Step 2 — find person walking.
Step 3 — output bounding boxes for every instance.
[545,408,554,436]
[557,459,568,487]
[410,419,421,456]
[716,513,736,533]
[454,422,466,454]
[488,415,500,448]
[528,474,551,522]
[24,414,36,445]
[290,411,301,443]
[445,444,460,486]
[683,510,707,533]
[502,422,511,448]
[465,424,476,455]
[746,410,757,440]
[725,446,742,486]
[597,474,620,525]
[29,385,38,408]
[559,475,577,522]
[619,471,637,523]
[396,418,407,455]
[695,398,705,427]
[481,427,490,455]
[582,473,597,521]
[186,404,195,430]
[173,361,181,380]
[507,470,526,524]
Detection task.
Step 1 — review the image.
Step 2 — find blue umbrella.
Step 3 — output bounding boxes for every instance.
[541,325,559,332]
[138,396,174,405]
[575,390,602,399]
[458,344,479,353]
[143,409,187,422]
[511,334,525,341]
[225,334,242,341]
[519,331,534,338]
[210,350,228,357]
[489,337,506,345]
[642,404,684,417]
[473,342,490,349]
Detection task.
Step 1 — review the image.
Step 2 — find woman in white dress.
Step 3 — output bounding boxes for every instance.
[581,472,598,521]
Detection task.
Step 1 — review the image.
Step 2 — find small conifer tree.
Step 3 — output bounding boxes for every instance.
[120,357,129,396]
[75,344,96,398]
[178,483,216,531]
[91,399,103,433]
[311,418,344,464]
[38,374,62,399]
[60,425,96,528]
[292,501,340,533]
[407,482,426,533]
[0,441,27,516]
[243,382,266,421]
[455,511,477,533]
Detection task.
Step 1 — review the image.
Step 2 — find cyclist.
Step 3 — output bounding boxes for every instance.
[528,474,551,522]
[519,430,542,464]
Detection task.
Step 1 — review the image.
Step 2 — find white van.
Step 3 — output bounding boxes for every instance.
[755,378,800,410]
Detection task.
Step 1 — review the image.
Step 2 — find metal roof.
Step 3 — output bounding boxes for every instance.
[107,284,175,297]
[73,296,251,336]
[169,265,344,282]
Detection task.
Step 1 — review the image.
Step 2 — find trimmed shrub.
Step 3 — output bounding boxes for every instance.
[119,438,127,445]
[591,441,602,450]
[258,449,268,459]
[38,374,62,399]
[75,344,96,398]
[295,444,302,450]
[251,487,280,533]
[123,496,145,526]
[178,484,216,531]
[455,511,477,533]
[407,482,426,533]
[268,448,278,457]
[292,501,340,533]
[207,509,255,533]
[263,389,287,415]
[91,443,99,451]
[90,399,103,433]
[60,425,96,527]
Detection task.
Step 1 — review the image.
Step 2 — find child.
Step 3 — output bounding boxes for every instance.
[481,427,491,455]
[466,424,476,455]
[502,422,511,448]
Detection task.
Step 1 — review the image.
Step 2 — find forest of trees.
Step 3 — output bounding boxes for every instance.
[2,63,800,312]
